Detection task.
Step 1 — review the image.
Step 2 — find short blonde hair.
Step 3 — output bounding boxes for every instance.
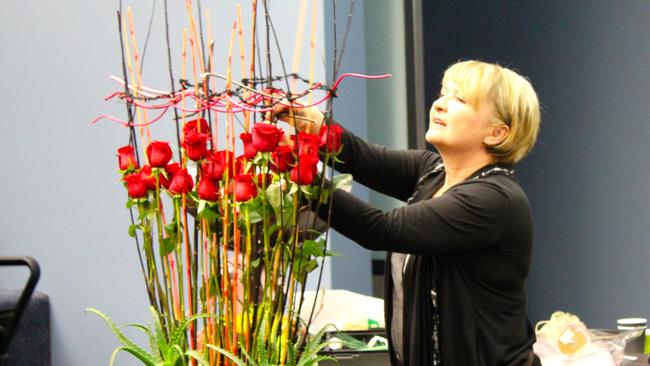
[442,60,540,163]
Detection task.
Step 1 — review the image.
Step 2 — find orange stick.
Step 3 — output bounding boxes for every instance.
[181,194,195,351]
[248,0,258,127]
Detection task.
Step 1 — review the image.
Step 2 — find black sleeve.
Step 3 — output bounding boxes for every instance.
[318,180,511,256]
[332,128,439,202]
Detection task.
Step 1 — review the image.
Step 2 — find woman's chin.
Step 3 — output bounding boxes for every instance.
[425,130,443,145]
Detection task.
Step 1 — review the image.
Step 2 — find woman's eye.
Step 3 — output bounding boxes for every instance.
[455,96,466,103]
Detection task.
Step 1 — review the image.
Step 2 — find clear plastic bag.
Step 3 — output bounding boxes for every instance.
[533,312,643,366]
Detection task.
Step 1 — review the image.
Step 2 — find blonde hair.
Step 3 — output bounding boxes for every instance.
[442,60,540,163]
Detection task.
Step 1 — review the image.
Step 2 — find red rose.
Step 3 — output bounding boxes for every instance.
[139,165,157,190]
[291,132,320,158]
[162,162,181,189]
[146,141,173,167]
[252,123,283,152]
[233,174,258,202]
[318,123,344,153]
[168,168,194,195]
[197,177,219,201]
[183,118,211,142]
[201,154,224,181]
[290,154,319,185]
[123,173,148,199]
[235,155,252,176]
[272,145,295,173]
[117,145,138,171]
[201,150,235,180]
[240,133,258,159]
[183,133,210,161]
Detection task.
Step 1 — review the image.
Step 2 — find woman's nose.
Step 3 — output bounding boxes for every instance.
[432,96,446,112]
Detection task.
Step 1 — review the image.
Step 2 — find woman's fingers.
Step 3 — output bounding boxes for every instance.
[268,98,324,135]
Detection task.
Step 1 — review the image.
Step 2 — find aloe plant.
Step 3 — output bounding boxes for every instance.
[87,307,217,366]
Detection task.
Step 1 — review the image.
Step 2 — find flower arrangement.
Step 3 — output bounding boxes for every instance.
[89,1,388,365]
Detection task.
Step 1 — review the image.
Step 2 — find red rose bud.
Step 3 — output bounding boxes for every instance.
[240,133,258,159]
[168,168,194,195]
[117,145,138,171]
[272,145,295,173]
[292,132,320,158]
[235,154,252,176]
[139,165,157,190]
[201,153,224,181]
[319,123,344,153]
[290,154,319,185]
[234,174,258,202]
[162,162,181,189]
[183,133,210,161]
[123,173,148,199]
[183,118,211,142]
[197,177,219,201]
[252,122,283,152]
[146,141,173,167]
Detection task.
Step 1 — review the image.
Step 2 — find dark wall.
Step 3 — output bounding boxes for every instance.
[417,0,650,327]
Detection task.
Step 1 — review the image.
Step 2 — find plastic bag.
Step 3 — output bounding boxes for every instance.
[533,311,643,366]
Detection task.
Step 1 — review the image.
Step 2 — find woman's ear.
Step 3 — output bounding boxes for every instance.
[484,123,510,147]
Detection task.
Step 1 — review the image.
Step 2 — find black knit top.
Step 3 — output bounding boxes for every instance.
[318,129,536,366]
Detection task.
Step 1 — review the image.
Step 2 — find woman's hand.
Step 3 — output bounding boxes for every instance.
[268,98,324,135]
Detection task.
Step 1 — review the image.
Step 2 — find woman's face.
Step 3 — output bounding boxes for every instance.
[426,81,495,155]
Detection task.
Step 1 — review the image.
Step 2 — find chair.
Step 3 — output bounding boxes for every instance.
[0,257,49,365]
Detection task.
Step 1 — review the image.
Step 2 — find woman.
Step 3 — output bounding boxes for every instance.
[276,60,541,366]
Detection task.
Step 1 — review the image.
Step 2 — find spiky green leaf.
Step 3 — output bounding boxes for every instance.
[85,307,157,365]
[204,345,251,366]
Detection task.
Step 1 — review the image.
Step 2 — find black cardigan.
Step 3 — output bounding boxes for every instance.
[318,129,536,366]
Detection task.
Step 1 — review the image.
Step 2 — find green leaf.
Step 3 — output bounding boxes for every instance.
[197,200,207,214]
[332,173,353,192]
[204,345,251,366]
[128,224,138,238]
[301,240,325,257]
[109,346,158,366]
[198,205,220,223]
[85,308,156,366]
[148,306,168,360]
[288,183,299,195]
[169,313,220,347]
[248,209,263,224]
[123,323,162,363]
[161,236,176,256]
[186,350,211,366]
[265,182,283,211]
[300,185,312,197]
[297,324,336,366]
[251,258,261,268]
[126,199,134,209]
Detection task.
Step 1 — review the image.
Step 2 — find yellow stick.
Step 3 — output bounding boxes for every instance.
[308,0,318,106]
[184,1,206,74]
[290,0,308,93]
[127,7,152,146]
[121,12,148,157]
